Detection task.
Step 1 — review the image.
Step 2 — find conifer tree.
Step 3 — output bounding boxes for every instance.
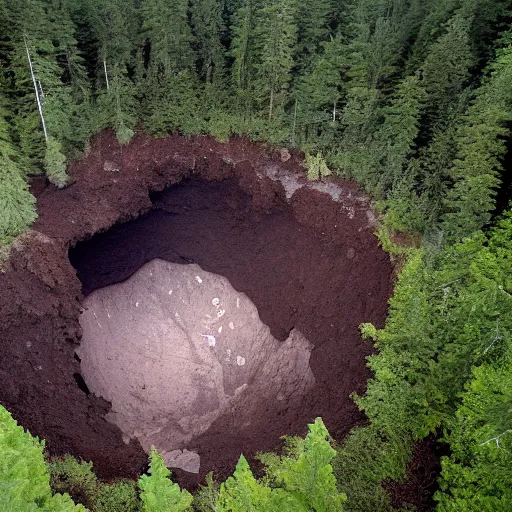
[217,455,280,511]
[0,154,37,244]
[295,0,334,73]
[406,0,460,72]
[85,0,139,143]
[413,93,470,229]
[259,418,347,511]
[0,405,84,510]
[5,0,58,172]
[230,0,261,115]
[190,0,226,85]
[294,36,345,144]
[335,86,380,180]
[140,0,196,76]
[420,5,475,134]
[138,449,193,512]
[253,0,298,120]
[372,74,426,194]
[442,35,512,241]
[2,0,87,183]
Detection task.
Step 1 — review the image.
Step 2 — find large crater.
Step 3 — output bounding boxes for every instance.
[0,131,392,487]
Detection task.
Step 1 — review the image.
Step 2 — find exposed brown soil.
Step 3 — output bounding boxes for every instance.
[0,130,392,487]
[385,437,445,511]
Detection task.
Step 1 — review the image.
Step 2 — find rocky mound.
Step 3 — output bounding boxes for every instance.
[78,259,314,473]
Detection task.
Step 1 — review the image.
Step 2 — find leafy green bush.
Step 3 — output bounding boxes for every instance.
[304,152,331,181]
[49,455,141,512]
[48,456,98,509]
[95,481,139,512]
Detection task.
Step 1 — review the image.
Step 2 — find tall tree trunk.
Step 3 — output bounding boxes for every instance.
[291,98,298,146]
[269,89,274,120]
[24,36,48,141]
[104,60,110,90]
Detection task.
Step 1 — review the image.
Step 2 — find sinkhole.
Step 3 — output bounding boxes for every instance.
[68,175,392,485]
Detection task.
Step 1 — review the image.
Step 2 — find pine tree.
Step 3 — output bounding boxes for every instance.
[217,456,281,511]
[5,0,56,171]
[140,0,196,76]
[259,418,347,511]
[372,74,426,194]
[442,35,512,241]
[406,0,460,72]
[84,0,139,142]
[190,0,226,85]
[420,5,475,134]
[294,36,345,145]
[44,136,68,187]
[253,0,298,120]
[412,92,470,229]
[335,86,380,180]
[143,67,204,136]
[295,0,334,73]
[138,448,193,512]
[230,0,261,115]
[2,0,87,182]
[0,155,37,243]
[0,405,85,511]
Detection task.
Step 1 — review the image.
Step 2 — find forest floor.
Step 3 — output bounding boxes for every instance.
[0,130,436,507]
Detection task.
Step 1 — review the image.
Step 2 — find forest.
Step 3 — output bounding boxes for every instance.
[1,0,512,510]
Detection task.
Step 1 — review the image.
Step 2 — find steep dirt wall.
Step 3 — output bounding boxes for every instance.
[0,130,392,483]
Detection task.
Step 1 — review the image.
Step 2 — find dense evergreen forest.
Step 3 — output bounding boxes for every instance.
[1,0,512,510]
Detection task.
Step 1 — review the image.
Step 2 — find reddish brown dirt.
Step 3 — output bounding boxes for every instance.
[385,438,445,511]
[0,130,393,486]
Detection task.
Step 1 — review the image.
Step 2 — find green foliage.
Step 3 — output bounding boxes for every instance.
[434,212,512,509]
[420,5,475,132]
[194,418,344,511]
[305,152,331,181]
[94,482,139,512]
[190,0,226,85]
[435,360,512,510]
[217,455,282,511]
[259,418,347,511]
[49,455,139,512]
[371,74,426,194]
[254,0,298,120]
[143,71,204,137]
[138,449,193,512]
[338,209,512,509]
[1,2,512,509]
[295,0,334,73]
[442,35,512,241]
[0,154,37,243]
[191,473,219,512]
[0,405,85,511]
[48,456,98,507]
[333,425,411,511]
[44,137,69,187]
[140,0,196,75]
